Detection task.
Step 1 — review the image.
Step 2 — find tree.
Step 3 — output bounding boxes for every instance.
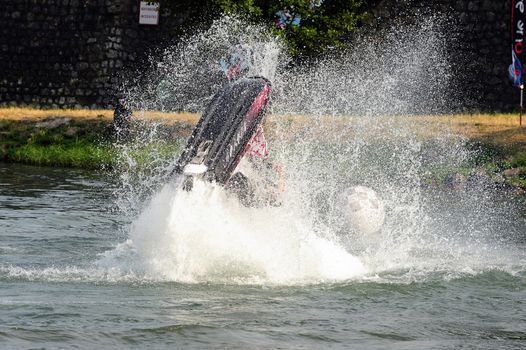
[215,0,369,57]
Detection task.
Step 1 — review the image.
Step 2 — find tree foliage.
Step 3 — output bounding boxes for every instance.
[214,0,369,57]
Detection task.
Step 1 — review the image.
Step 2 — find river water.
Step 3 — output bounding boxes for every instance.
[0,162,525,349]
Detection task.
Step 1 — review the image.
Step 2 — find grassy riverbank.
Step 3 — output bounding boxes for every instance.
[1,108,525,188]
[404,113,526,189]
[0,108,195,169]
[1,115,111,168]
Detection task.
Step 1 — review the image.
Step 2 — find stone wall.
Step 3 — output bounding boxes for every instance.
[0,0,125,108]
[0,0,209,109]
[370,0,515,111]
[0,0,518,111]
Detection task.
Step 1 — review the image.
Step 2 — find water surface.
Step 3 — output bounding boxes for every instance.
[0,163,525,349]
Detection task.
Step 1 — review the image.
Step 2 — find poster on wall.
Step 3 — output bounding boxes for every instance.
[139,1,160,25]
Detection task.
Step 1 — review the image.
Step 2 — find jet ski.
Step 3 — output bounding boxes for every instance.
[172,76,271,189]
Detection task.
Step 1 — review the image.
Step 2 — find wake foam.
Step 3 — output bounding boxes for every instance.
[92,15,525,286]
[98,181,367,284]
[92,180,525,286]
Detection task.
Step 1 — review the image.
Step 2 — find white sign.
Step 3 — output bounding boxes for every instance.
[139,1,160,25]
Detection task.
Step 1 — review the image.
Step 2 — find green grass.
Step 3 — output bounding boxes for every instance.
[510,152,526,168]
[0,118,181,170]
[0,118,112,168]
[1,110,525,190]
[8,144,116,169]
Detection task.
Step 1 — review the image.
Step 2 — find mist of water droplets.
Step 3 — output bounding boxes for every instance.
[99,15,524,285]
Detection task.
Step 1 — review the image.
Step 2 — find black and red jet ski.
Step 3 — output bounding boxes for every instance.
[172,76,271,189]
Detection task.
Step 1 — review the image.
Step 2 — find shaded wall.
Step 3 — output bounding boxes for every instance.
[370,0,515,111]
[0,0,213,109]
[0,0,518,111]
[0,0,125,108]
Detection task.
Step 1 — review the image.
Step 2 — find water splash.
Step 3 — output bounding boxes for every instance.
[99,15,525,285]
[98,181,367,284]
[125,15,286,113]
[109,118,182,217]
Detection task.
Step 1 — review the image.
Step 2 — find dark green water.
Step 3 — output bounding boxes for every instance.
[0,163,525,349]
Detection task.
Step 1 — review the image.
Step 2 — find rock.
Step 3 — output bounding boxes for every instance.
[493,173,506,184]
[468,168,491,187]
[65,126,79,136]
[35,117,71,129]
[503,168,521,177]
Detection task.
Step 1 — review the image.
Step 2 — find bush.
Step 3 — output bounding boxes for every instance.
[178,0,369,58]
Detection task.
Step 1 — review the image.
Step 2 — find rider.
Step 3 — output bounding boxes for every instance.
[227,121,285,207]
[219,47,285,206]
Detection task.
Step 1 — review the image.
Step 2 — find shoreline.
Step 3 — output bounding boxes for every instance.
[0,109,194,170]
[1,108,525,190]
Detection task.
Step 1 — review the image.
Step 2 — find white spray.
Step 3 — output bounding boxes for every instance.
[98,15,524,285]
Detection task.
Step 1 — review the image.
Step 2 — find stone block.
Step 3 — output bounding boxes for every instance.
[486,11,495,22]
[107,49,118,58]
[467,2,478,12]
[125,28,137,38]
